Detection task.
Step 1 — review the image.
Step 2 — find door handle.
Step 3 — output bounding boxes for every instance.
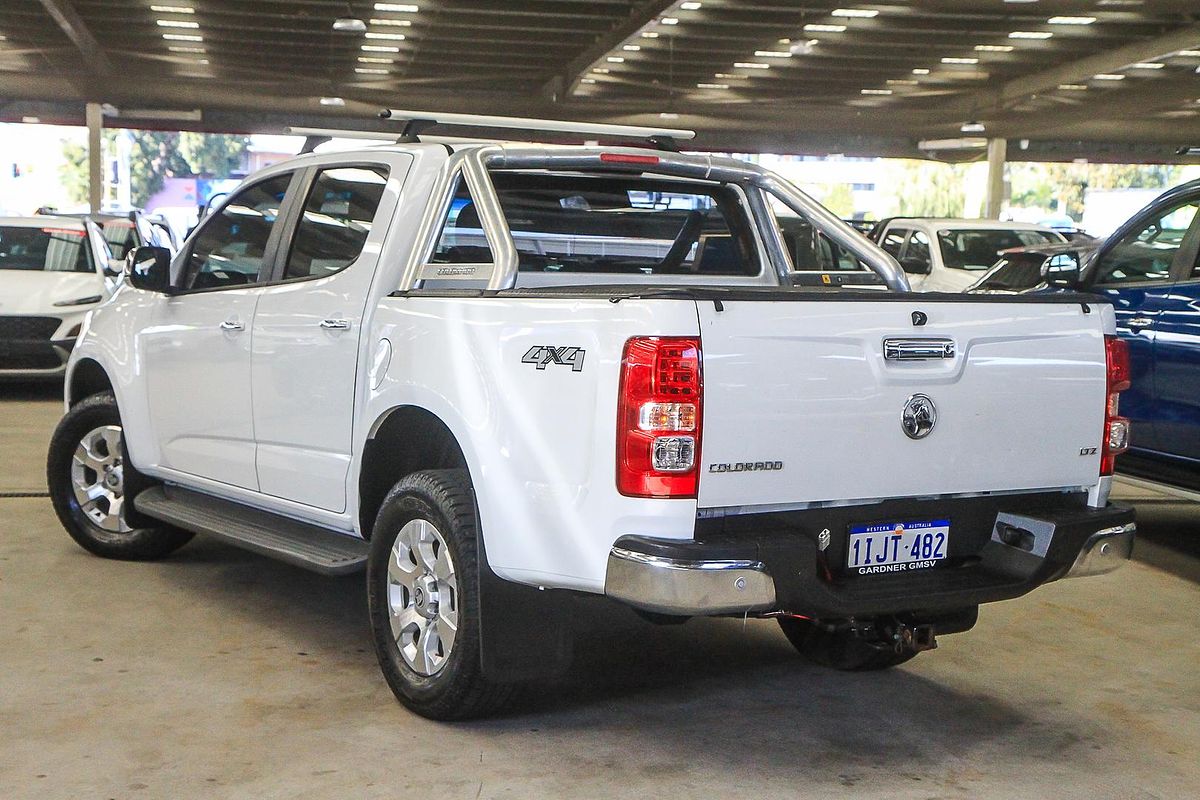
[219,320,245,332]
[883,337,956,361]
[320,318,352,331]
[1126,316,1153,329]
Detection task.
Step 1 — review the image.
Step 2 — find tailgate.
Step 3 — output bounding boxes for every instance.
[696,299,1107,509]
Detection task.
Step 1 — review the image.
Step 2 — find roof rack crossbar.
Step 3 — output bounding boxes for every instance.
[377,108,696,145]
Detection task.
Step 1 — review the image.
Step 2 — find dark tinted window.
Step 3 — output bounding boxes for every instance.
[0,225,93,273]
[778,216,866,272]
[284,166,389,280]
[881,228,907,257]
[184,173,292,290]
[905,230,932,266]
[436,172,759,277]
[99,220,139,260]
[1097,201,1200,285]
[937,229,1059,271]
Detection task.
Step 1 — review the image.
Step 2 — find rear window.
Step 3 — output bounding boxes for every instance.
[937,228,1061,270]
[0,225,93,273]
[433,173,760,277]
[100,220,138,260]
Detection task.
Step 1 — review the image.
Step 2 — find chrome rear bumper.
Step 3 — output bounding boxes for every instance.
[1065,522,1136,578]
[605,547,776,616]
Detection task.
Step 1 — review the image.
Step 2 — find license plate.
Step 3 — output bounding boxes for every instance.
[846,519,949,575]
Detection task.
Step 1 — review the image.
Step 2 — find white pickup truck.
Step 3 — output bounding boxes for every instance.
[48,113,1136,720]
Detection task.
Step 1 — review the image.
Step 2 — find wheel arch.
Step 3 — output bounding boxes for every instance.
[358,405,470,540]
[67,357,115,407]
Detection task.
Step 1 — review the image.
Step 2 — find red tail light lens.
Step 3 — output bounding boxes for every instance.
[617,337,702,497]
[1101,335,1131,476]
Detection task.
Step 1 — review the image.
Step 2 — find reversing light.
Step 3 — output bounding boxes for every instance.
[617,337,702,497]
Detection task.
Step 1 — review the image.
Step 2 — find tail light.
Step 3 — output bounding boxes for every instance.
[1101,335,1131,476]
[617,337,702,497]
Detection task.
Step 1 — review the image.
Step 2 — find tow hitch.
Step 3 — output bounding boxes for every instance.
[895,623,938,654]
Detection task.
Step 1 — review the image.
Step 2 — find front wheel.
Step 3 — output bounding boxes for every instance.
[366,469,513,720]
[47,391,192,560]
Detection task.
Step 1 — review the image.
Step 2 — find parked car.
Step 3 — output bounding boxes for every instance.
[40,210,179,259]
[0,216,118,379]
[871,217,1067,292]
[47,120,1134,720]
[971,179,1200,484]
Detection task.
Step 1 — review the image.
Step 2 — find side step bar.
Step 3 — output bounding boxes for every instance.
[133,485,369,575]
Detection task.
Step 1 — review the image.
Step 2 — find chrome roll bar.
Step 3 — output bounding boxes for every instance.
[399,145,910,293]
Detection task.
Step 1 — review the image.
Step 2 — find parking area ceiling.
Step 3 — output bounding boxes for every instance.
[0,1,1198,159]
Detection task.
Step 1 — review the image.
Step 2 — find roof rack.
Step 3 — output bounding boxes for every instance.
[377,108,695,150]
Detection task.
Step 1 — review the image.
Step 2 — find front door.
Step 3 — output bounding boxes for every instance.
[251,159,407,512]
[142,171,298,489]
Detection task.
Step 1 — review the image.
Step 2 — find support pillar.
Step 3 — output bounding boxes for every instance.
[86,101,103,213]
[984,137,1007,220]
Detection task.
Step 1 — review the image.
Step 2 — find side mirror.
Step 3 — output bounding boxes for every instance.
[1042,253,1082,289]
[104,258,124,278]
[900,256,931,275]
[126,246,175,294]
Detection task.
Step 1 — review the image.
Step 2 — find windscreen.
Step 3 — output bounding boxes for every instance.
[436,172,760,277]
[937,228,1061,270]
[0,225,94,273]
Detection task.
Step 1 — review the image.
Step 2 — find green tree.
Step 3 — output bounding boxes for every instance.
[177,132,249,178]
[821,182,856,217]
[886,160,969,217]
[1010,162,1181,221]
[60,140,90,205]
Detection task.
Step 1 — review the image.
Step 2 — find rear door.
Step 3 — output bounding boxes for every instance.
[1088,197,1200,455]
[250,157,407,512]
[695,298,1107,509]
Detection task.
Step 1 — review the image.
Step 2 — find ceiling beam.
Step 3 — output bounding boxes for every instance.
[36,0,114,76]
[541,0,677,101]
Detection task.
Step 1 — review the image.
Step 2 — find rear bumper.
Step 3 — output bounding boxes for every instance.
[605,497,1135,618]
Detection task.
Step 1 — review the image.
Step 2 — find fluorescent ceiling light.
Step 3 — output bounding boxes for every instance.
[361,44,400,52]
[805,24,846,32]
[156,19,199,28]
[319,97,345,106]
[355,67,389,74]
[374,3,418,11]
[592,67,610,73]
[887,78,918,85]
[942,57,979,64]
[697,82,729,89]
[369,18,411,26]
[1009,31,1053,39]
[606,56,624,62]
[151,5,194,12]
[580,78,596,84]
[754,50,792,58]
[162,33,202,41]
[1058,83,1088,90]
[623,44,641,51]
[365,31,405,40]
[660,112,679,119]
[168,45,204,53]
[1129,62,1164,69]
[359,56,394,63]
[660,16,679,24]
[831,8,878,17]
[733,61,770,69]
[713,72,746,79]
[975,44,1014,52]
[641,31,659,38]
[1048,16,1096,24]
[333,17,367,32]
[861,88,892,95]
[680,1,702,9]
[960,121,986,133]
[1094,73,1125,80]
[912,68,930,74]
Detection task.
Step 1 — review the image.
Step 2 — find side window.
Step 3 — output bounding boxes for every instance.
[1095,200,1200,286]
[283,166,390,280]
[183,173,292,290]
[881,227,907,257]
[431,178,495,265]
[904,230,932,267]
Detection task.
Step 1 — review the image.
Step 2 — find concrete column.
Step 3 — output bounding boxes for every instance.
[984,137,1007,220]
[85,101,103,213]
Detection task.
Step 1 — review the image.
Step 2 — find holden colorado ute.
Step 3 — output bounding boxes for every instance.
[48,112,1136,720]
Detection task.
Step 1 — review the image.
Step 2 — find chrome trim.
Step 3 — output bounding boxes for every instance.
[605,545,776,616]
[884,338,956,361]
[1065,522,1136,578]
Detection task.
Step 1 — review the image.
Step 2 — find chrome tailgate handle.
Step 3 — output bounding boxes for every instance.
[883,337,955,361]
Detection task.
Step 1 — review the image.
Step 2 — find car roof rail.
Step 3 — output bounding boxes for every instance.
[377,108,696,150]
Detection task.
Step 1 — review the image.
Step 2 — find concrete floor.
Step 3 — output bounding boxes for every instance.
[2,384,1198,800]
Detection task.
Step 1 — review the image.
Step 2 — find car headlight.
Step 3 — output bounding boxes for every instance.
[53,295,103,307]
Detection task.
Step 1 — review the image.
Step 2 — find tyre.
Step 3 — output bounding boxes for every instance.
[367,469,514,720]
[777,617,918,671]
[47,391,193,560]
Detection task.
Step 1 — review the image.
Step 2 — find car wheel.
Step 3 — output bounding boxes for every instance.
[777,616,919,671]
[367,469,514,720]
[47,391,193,560]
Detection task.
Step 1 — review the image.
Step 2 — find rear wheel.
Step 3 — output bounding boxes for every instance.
[777,617,918,671]
[367,469,513,720]
[47,391,192,560]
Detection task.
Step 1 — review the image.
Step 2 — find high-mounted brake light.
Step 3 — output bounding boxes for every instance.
[617,337,702,497]
[599,153,660,166]
[1101,335,1131,476]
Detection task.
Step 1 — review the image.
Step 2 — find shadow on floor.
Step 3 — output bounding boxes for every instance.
[0,381,62,401]
[1128,499,1200,585]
